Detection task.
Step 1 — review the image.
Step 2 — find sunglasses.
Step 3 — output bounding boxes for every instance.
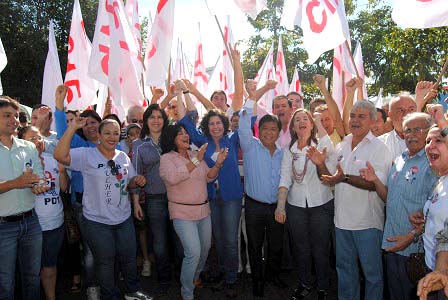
[107,160,119,176]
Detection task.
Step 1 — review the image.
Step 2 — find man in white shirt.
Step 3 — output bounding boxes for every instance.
[379,93,417,160]
[322,100,393,300]
[272,95,293,149]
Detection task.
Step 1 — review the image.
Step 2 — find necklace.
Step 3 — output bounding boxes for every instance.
[291,152,310,183]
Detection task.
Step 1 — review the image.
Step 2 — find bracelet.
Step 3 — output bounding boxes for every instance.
[183,90,190,94]
[191,157,200,166]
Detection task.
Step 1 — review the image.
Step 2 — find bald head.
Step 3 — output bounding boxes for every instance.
[388,93,417,132]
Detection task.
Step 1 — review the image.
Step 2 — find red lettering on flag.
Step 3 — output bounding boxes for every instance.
[306,0,328,33]
[99,44,110,75]
[105,0,120,29]
[65,80,81,104]
[157,0,168,14]
[68,36,74,54]
[66,61,76,73]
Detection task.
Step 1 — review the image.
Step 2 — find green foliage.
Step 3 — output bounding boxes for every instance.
[0,0,98,106]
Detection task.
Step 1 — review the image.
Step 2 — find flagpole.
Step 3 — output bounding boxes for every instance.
[345,40,360,78]
[213,15,235,70]
[436,57,448,85]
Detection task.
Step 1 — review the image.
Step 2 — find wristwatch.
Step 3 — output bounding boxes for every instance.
[343,174,349,183]
[441,126,448,138]
[410,229,420,243]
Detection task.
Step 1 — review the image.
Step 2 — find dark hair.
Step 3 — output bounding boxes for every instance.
[200,109,230,138]
[0,96,20,111]
[19,111,28,124]
[160,124,187,154]
[210,90,227,102]
[286,91,302,98]
[66,109,79,116]
[289,108,318,150]
[140,104,169,139]
[376,108,387,123]
[231,110,240,121]
[259,114,282,131]
[98,119,120,134]
[103,113,122,130]
[17,125,39,139]
[32,103,52,119]
[271,95,292,111]
[76,109,102,140]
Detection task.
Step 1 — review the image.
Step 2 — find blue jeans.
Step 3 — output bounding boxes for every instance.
[83,216,140,300]
[0,211,42,300]
[73,201,96,288]
[145,194,178,284]
[173,216,211,300]
[210,195,242,284]
[336,227,383,300]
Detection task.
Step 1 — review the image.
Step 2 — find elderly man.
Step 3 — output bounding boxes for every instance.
[360,112,438,299]
[0,96,49,299]
[126,105,144,126]
[379,93,417,159]
[321,100,392,300]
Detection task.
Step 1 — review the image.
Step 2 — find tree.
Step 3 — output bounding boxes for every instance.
[0,0,98,106]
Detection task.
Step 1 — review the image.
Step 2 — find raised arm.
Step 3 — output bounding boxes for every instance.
[313,74,345,137]
[183,79,216,111]
[158,84,176,109]
[254,80,277,102]
[342,77,362,134]
[230,44,243,112]
[54,117,86,166]
[174,80,187,120]
[150,86,165,106]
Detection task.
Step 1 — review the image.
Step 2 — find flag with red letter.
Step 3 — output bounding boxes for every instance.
[42,21,63,112]
[89,0,143,112]
[233,0,267,19]
[65,0,98,110]
[0,37,7,95]
[275,35,289,96]
[255,42,275,112]
[192,26,208,115]
[289,66,302,94]
[332,42,352,112]
[144,0,175,87]
[392,0,448,29]
[281,0,350,64]
[353,41,367,99]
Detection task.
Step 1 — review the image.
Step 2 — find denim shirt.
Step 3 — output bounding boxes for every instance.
[178,113,242,202]
[382,148,438,256]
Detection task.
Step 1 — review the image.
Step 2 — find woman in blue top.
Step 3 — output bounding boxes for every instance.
[178,101,243,294]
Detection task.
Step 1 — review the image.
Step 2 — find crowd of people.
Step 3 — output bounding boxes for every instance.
[1,44,448,300]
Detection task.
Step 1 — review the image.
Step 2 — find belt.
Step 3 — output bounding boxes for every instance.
[246,195,275,206]
[169,199,209,206]
[0,210,33,223]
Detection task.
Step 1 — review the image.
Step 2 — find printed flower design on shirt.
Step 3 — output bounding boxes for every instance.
[114,168,129,207]
[405,165,419,183]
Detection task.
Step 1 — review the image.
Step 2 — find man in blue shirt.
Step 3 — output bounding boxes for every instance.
[0,96,49,300]
[238,99,284,298]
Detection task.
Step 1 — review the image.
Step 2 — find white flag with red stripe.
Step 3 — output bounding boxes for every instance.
[233,0,267,20]
[353,41,367,99]
[124,0,145,83]
[255,42,275,112]
[392,0,448,29]
[289,66,302,94]
[41,20,63,113]
[144,0,175,87]
[281,0,350,64]
[275,35,289,96]
[0,36,7,95]
[192,26,208,116]
[172,39,188,81]
[89,0,143,112]
[65,0,98,110]
[332,41,352,112]
[218,16,235,103]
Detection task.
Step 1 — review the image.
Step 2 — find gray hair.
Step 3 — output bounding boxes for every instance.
[402,112,435,128]
[389,92,416,110]
[350,100,377,120]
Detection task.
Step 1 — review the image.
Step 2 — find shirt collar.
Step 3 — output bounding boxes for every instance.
[403,147,426,159]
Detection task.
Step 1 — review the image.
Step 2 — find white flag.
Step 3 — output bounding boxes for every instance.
[172,39,188,81]
[332,43,351,112]
[233,0,267,20]
[353,41,367,100]
[89,0,144,112]
[41,21,63,113]
[255,42,275,112]
[281,0,350,64]
[144,0,175,87]
[275,35,289,96]
[192,26,208,116]
[392,0,448,29]
[0,37,7,95]
[289,66,302,94]
[217,16,235,102]
[65,0,98,110]
[124,0,145,82]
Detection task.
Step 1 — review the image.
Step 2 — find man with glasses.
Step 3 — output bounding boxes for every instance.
[0,96,49,299]
[379,93,417,160]
[360,112,438,299]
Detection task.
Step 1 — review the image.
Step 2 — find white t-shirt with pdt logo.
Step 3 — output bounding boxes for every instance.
[69,147,136,225]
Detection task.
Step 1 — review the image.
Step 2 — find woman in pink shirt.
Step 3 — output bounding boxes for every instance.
[159,124,228,300]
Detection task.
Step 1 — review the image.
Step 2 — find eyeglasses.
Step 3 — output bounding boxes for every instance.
[107,160,119,176]
[131,119,143,125]
[403,127,429,135]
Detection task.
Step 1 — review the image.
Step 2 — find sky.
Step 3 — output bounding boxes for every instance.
[138,0,257,69]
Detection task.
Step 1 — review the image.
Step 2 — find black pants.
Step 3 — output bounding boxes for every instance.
[245,196,284,284]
